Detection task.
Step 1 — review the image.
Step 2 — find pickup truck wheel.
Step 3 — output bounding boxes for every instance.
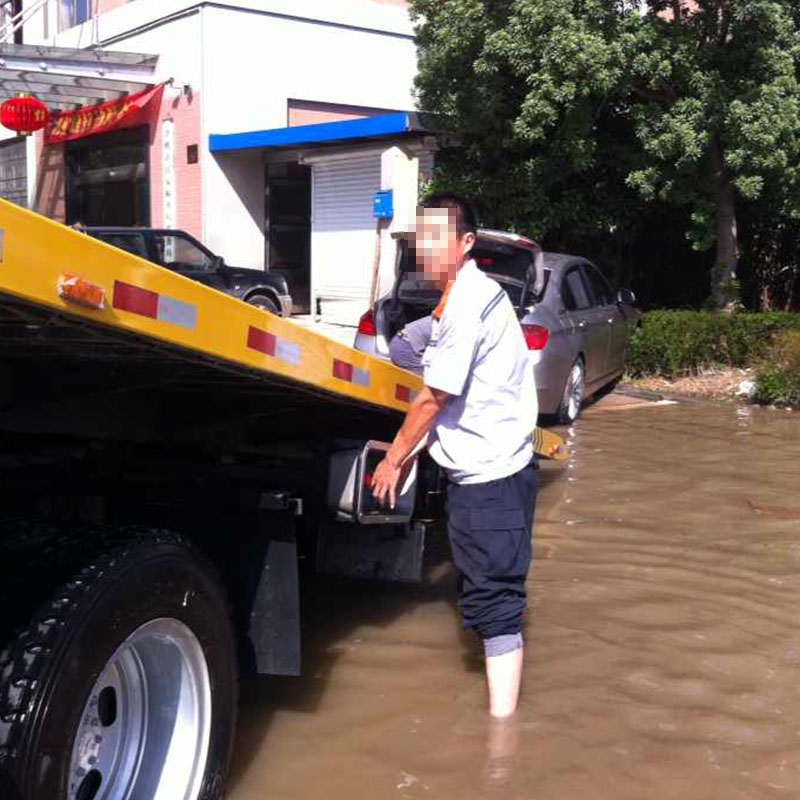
[0,533,237,800]
[246,293,280,316]
[557,358,585,424]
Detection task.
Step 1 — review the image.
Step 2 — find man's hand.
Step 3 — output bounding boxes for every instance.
[371,385,449,510]
[372,454,403,509]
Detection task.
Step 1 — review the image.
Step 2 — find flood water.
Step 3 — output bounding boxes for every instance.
[228,395,800,799]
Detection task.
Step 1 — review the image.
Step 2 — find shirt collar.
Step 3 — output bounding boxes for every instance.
[457,258,478,281]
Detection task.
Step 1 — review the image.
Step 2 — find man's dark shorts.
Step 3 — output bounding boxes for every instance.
[446,461,537,640]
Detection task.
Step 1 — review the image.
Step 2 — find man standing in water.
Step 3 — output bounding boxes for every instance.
[371,193,538,718]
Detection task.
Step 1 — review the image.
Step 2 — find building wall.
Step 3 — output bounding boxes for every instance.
[96,0,133,13]
[148,90,202,237]
[287,100,402,127]
[21,4,204,235]
[17,0,417,272]
[200,2,416,268]
[22,0,414,49]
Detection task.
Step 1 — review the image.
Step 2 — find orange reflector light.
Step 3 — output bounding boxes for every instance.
[58,274,105,310]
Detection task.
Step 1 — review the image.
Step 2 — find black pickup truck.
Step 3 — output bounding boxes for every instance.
[83,226,293,317]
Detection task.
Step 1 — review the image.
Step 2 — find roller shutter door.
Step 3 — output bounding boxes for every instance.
[311,153,381,325]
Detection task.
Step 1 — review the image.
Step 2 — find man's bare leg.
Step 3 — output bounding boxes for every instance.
[486,646,524,718]
[483,712,521,789]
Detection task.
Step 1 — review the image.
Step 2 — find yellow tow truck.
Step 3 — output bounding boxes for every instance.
[0,199,566,800]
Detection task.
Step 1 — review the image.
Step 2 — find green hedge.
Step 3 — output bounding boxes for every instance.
[754,330,800,408]
[627,311,800,379]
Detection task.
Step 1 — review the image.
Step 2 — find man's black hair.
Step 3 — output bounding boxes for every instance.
[419,192,478,238]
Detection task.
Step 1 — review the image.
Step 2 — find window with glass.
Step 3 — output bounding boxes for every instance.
[583,264,613,307]
[0,138,27,208]
[59,0,91,32]
[66,127,150,227]
[562,268,593,312]
[152,233,216,271]
[97,233,148,260]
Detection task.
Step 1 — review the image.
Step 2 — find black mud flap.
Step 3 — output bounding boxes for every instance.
[246,518,301,677]
[316,521,426,583]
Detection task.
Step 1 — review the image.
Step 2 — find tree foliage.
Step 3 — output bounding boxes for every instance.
[410,0,800,309]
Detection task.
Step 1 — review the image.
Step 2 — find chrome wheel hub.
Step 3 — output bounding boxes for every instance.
[68,618,212,800]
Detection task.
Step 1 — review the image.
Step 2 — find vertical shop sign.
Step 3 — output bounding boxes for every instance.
[162,118,176,261]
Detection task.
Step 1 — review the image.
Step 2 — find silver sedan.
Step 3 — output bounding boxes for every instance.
[353,229,641,423]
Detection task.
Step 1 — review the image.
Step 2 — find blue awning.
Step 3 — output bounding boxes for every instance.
[209,111,428,153]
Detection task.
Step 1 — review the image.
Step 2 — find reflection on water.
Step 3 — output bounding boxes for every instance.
[228,400,800,800]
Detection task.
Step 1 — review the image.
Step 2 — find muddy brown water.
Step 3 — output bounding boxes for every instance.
[228,396,800,800]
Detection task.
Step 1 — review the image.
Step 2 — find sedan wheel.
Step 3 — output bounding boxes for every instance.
[558,359,585,424]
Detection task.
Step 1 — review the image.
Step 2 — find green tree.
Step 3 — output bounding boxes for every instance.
[410,0,800,309]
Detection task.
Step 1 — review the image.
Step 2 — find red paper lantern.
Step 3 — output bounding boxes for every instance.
[0,94,50,136]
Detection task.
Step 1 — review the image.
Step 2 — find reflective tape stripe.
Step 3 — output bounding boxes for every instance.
[113,281,197,329]
[157,294,197,329]
[395,384,419,403]
[333,358,370,387]
[247,325,302,366]
[113,281,158,318]
[248,326,276,356]
[275,337,301,366]
[352,366,370,386]
[332,358,353,381]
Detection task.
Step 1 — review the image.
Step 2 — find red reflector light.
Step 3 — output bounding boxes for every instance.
[357,309,377,336]
[521,323,549,350]
[57,274,105,310]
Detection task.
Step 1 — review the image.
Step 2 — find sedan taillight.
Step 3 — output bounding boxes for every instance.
[521,323,549,350]
[357,309,377,336]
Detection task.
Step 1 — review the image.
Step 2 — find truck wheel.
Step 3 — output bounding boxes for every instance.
[0,533,237,800]
[557,358,585,424]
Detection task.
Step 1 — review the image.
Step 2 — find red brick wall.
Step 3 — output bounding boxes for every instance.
[32,88,203,236]
[287,99,401,127]
[149,89,203,239]
[93,0,131,13]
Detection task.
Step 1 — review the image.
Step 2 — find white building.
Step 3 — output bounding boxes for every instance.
[0,0,435,325]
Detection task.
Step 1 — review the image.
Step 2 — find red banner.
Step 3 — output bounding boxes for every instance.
[45,83,165,144]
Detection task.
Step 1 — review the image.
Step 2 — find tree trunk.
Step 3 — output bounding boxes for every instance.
[710,136,739,310]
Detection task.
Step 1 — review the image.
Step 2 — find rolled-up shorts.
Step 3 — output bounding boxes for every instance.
[446,461,537,639]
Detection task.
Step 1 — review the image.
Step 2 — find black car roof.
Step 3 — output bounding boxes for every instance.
[81,227,190,235]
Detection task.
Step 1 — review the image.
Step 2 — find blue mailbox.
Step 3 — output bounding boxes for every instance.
[373,189,394,220]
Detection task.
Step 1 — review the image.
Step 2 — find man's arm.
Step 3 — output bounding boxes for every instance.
[371,385,449,508]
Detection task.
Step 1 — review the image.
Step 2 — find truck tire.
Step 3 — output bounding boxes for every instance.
[0,532,238,800]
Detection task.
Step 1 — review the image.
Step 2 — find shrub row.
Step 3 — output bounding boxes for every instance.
[626,311,800,379]
[754,330,800,408]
